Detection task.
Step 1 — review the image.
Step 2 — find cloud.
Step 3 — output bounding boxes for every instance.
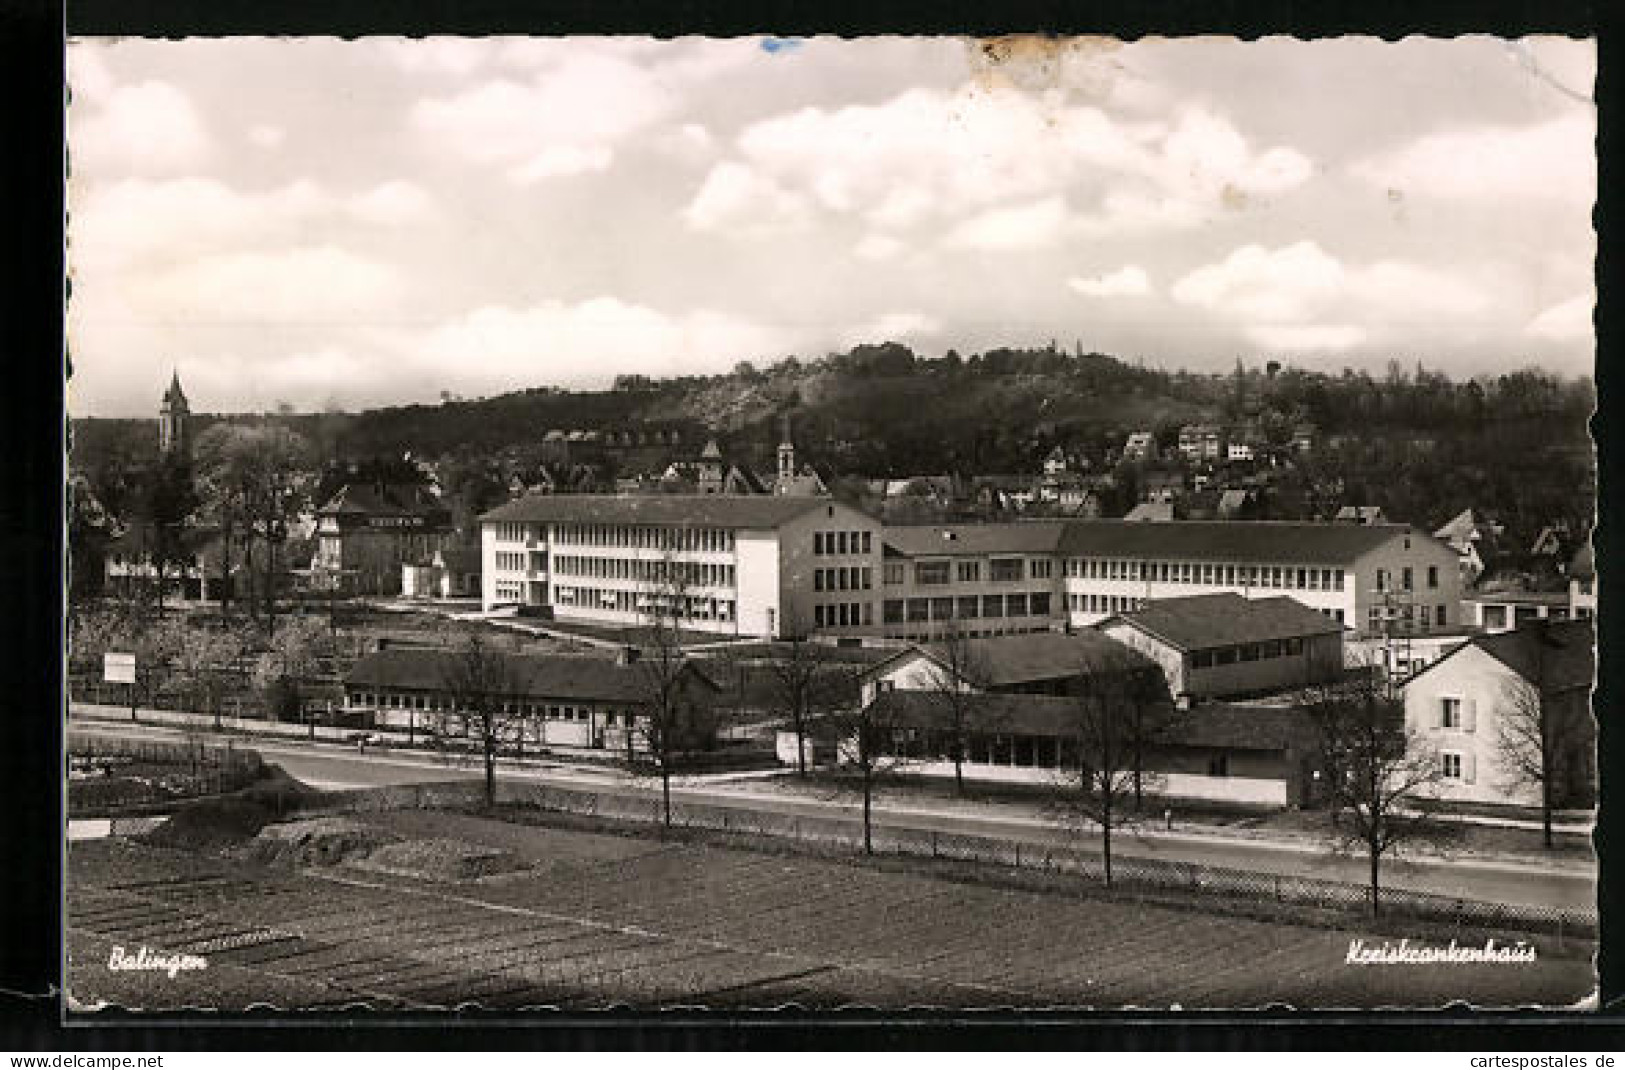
[841,312,941,349]
[683,162,810,235]
[1172,242,1344,322]
[1351,112,1595,204]
[1244,324,1367,352]
[66,44,115,102]
[127,246,402,323]
[71,177,331,269]
[248,124,285,150]
[686,87,1312,241]
[1068,265,1151,298]
[411,55,673,182]
[854,234,907,261]
[409,299,795,390]
[349,180,436,225]
[943,196,1073,251]
[1525,293,1593,341]
[71,81,210,174]
[376,37,492,77]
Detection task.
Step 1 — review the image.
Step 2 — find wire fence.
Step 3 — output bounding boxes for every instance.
[296,778,1595,944]
[67,735,266,815]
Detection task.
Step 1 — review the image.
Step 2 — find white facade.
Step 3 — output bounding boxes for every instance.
[481,499,883,640]
[1060,528,1461,639]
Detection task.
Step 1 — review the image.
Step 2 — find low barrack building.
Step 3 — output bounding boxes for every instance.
[343,646,721,755]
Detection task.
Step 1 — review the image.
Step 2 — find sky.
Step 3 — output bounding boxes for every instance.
[66,35,1596,417]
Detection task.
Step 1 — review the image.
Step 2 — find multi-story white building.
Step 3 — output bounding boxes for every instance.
[480,496,884,639]
[1058,520,1462,638]
[878,523,1067,642]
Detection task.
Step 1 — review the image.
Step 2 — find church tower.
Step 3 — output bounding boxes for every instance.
[777,413,796,483]
[159,370,191,457]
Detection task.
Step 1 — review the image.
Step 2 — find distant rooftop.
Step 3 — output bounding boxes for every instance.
[481,494,858,529]
[1102,592,1344,652]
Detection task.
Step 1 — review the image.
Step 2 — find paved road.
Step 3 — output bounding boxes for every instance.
[70,719,1595,911]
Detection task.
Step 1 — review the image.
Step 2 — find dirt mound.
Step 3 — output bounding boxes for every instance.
[142,796,276,851]
[138,764,317,852]
[353,838,526,882]
[238,817,400,868]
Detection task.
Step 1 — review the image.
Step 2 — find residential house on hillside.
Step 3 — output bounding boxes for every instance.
[1401,619,1595,810]
[1123,430,1158,461]
[1569,543,1596,621]
[1434,508,1504,585]
[1178,424,1225,462]
[1098,592,1345,702]
[1335,505,1387,525]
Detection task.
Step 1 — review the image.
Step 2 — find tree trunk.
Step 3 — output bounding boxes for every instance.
[1101,807,1113,888]
[862,766,874,856]
[952,719,965,796]
[794,710,807,778]
[661,763,672,829]
[1368,842,1381,917]
[483,712,497,809]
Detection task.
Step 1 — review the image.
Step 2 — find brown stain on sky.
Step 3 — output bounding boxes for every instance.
[965,35,1122,97]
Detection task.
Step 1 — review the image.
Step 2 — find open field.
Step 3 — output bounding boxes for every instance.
[67,809,1594,1012]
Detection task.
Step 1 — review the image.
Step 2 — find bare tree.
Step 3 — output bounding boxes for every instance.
[173,623,247,730]
[630,547,713,829]
[437,624,523,809]
[1308,668,1455,915]
[821,683,909,856]
[917,622,993,796]
[1051,647,1166,887]
[1495,622,1590,847]
[760,610,854,777]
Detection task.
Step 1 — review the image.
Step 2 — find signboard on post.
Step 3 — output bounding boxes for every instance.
[103,652,136,685]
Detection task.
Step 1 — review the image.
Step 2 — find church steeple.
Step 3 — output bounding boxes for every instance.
[777,412,796,483]
[159,369,191,456]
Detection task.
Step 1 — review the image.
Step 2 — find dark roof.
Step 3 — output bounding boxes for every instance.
[1174,702,1319,750]
[708,661,863,711]
[868,630,1154,688]
[1057,519,1435,564]
[1101,593,1343,652]
[1123,503,1175,522]
[480,494,850,528]
[345,648,718,702]
[319,483,447,519]
[1463,620,1594,692]
[882,522,1065,557]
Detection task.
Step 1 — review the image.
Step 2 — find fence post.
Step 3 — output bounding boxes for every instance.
[931,830,938,858]
[1014,843,1021,869]
[1275,875,1282,902]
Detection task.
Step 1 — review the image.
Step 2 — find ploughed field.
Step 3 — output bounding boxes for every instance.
[67,809,1594,1011]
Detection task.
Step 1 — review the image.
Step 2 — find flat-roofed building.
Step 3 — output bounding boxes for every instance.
[1058,520,1461,638]
[480,495,883,639]
[877,523,1067,641]
[1463,589,1576,634]
[1098,593,1345,701]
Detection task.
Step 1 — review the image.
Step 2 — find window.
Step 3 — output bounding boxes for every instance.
[1007,593,1028,617]
[931,597,954,620]
[957,561,981,582]
[1030,592,1051,616]
[815,605,826,628]
[1441,697,1462,729]
[815,570,826,592]
[838,531,849,554]
[982,594,1004,618]
[862,567,873,590]
[1441,752,1463,780]
[1376,568,1390,592]
[1436,605,1446,627]
[958,595,980,619]
[884,600,904,624]
[915,561,950,585]
[862,532,872,554]
[1030,559,1053,579]
[1402,567,1414,591]
[991,558,1024,582]
[1427,565,1439,589]
[1207,753,1230,778]
[907,598,929,622]
[814,533,825,555]
[884,562,904,585]
[1192,651,1215,669]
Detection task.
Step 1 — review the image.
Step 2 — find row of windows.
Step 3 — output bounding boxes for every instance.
[885,625,1051,642]
[814,602,875,628]
[493,522,532,543]
[883,591,1054,624]
[910,557,1040,586]
[1067,593,1145,615]
[1375,566,1441,591]
[348,690,640,727]
[553,555,736,588]
[553,586,735,621]
[1063,557,1347,591]
[873,728,1226,773]
[552,523,737,553]
[1368,604,1449,630]
[813,530,873,556]
[493,580,525,602]
[494,551,534,572]
[1190,636,1307,668]
[815,567,873,592]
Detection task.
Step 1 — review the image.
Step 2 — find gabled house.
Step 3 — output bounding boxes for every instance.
[1401,619,1595,809]
[1434,508,1503,586]
[1123,430,1158,461]
[1336,505,1387,525]
[314,482,455,596]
